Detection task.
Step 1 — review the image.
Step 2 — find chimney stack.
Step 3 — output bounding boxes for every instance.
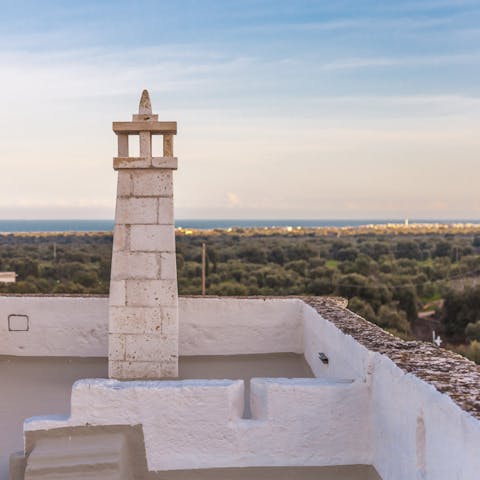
[108,90,179,379]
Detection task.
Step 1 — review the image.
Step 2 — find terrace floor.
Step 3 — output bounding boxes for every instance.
[0,354,380,480]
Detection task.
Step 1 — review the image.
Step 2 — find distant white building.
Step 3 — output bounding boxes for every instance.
[0,272,16,283]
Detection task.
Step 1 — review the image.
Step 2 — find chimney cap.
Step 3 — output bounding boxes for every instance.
[139,89,152,115]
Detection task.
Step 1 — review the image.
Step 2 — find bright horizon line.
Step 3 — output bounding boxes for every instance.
[1,218,480,222]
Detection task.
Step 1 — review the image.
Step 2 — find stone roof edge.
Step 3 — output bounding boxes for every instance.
[0,293,109,298]
[302,296,480,421]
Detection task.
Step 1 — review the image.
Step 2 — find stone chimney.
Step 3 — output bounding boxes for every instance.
[108,90,178,379]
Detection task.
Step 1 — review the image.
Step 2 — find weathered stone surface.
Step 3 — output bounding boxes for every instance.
[159,252,177,280]
[151,157,178,169]
[112,121,177,135]
[109,359,178,379]
[158,197,174,224]
[126,279,177,308]
[132,113,158,121]
[132,170,173,197]
[303,296,480,420]
[113,156,151,170]
[117,134,129,157]
[111,252,160,280]
[125,333,177,362]
[109,281,126,307]
[139,89,152,115]
[130,225,175,252]
[108,333,126,361]
[112,225,129,252]
[116,171,132,196]
[109,306,163,334]
[163,134,173,157]
[115,197,158,225]
[109,90,179,380]
[139,131,151,157]
[161,307,178,336]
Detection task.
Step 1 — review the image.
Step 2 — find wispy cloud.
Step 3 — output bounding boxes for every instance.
[1,1,479,219]
[236,10,480,34]
[321,52,480,70]
[227,192,242,207]
[0,45,254,102]
[376,0,480,14]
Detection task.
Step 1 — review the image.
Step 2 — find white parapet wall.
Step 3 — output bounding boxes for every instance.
[370,353,480,480]
[25,376,371,471]
[3,294,480,478]
[303,302,372,380]
[179,297,304,355]
[0,296,303,357]
[301,302,480,480]
[0,295,108,357]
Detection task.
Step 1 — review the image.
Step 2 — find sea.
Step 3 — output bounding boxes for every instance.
[0,219,479,233]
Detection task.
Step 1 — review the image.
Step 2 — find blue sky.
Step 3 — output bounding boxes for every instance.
[0,0,479,219]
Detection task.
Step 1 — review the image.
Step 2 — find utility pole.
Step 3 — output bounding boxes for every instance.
[201,242,206,296]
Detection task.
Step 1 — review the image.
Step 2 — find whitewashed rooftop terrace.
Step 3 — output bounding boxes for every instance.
[1,294,479,480]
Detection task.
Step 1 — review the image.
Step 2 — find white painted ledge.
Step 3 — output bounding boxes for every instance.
[25,377,370,471]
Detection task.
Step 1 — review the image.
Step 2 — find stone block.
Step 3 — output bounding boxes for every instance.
[113,157,152,170]
[160,252,177,279]
[113,121,176,135]
[132,170,173,197]
[109,360,178,379]
[132,113,158,121]
[108,360,124,379]
[113,225,129,252]
[109,307,163,334]
[117,133,129,157]
[24,432,131,480]
[125,333,177,362]
[130,225,175,252]
[126,279,177,307]
[159,358,178,377]
[115,197,158,224]
[158,197,174,224]
[151,157,178,169]
[161,307,178,336]
[117,171,132,196]
[139,131,152,157]
[163,134,174,157]
[111,252,160,280]
[108,333,126,361]
[109,280,126,307]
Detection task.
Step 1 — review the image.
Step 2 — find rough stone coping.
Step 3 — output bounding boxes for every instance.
[0,293,109,297]
[303,296,480,421]
[112,121,177,134]
[1,293,478,418]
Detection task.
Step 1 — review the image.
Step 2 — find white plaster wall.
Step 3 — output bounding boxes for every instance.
[179,297,304,355]
[6,295,480,478]
[0,296,303,357]
[302,303,373,380]
[303,304,480,480]
[0,296,108,357]
[25,377,371,471]
[370,353,480,480]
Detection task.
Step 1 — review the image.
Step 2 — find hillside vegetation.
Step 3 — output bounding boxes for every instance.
[1,228,480,363]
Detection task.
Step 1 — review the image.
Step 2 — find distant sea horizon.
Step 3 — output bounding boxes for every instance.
[1,219,480,233]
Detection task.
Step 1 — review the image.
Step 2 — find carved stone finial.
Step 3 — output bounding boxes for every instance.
[139,89,152,115]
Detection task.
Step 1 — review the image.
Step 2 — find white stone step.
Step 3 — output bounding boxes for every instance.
[24,432,131,480]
